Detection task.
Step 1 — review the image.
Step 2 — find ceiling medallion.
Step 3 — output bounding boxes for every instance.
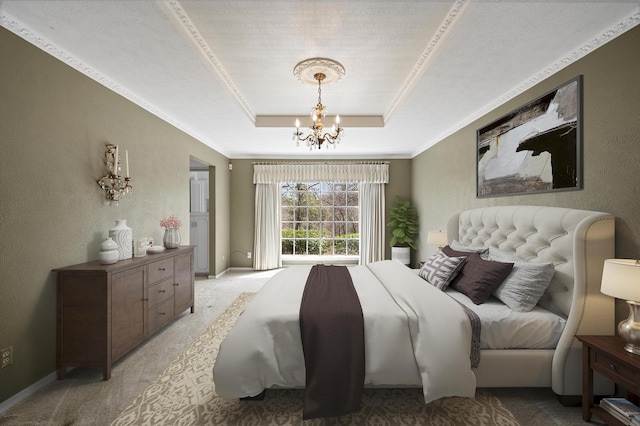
[293,58,345,150]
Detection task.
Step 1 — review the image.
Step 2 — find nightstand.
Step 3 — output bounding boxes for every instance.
[577,335,640,424]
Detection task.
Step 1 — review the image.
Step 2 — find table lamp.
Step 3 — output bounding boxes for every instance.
[427,230,448,250]
[600,259,640,355]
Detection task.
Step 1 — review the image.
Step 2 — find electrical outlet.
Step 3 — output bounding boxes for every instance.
[247,252,252,259]
[1,346,12,369]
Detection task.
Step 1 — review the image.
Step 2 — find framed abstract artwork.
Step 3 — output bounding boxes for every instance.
[477,76,583,198]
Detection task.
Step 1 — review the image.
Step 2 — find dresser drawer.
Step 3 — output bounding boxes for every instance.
[592,351,640,393]
[147,258,174,284]
[148,297,174,332]
[147,277,174,308]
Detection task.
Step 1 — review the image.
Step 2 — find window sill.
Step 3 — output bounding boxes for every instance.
[282,255,359,266]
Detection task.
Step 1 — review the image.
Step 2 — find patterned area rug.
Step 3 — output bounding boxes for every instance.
[112,292,521,426]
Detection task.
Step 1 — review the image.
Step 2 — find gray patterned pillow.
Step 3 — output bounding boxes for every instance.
[419,252,467,290]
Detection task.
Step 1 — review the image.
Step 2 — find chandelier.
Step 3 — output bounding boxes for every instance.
[293,58,345,150]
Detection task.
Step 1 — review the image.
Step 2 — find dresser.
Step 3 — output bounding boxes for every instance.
[54,246,195,380]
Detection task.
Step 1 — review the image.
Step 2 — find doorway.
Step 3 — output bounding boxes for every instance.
[189,158,212,275]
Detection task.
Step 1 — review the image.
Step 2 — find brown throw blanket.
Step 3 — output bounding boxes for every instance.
[299,265,365,419]
[454,300,482,368]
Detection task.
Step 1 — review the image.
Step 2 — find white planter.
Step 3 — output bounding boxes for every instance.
[391,246,411,266]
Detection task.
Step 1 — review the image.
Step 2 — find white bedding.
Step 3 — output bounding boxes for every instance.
[445,290,566,349]
[213,260,476,403]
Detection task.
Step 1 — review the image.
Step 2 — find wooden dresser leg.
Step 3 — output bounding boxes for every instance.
[103,365,111,381]
[582,344,593,422]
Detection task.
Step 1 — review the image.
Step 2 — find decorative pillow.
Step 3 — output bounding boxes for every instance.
[450,240,489,257]
[488,248,556,312]
[442,246,514,304]
[418,252,467,290]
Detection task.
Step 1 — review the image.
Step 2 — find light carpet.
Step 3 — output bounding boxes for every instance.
[111,292,521,426]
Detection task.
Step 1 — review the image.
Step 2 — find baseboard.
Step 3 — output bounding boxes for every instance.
[0,370,57,415]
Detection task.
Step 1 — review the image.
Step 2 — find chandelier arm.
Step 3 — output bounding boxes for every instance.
[323,132,340,144]
[294,132,315,143]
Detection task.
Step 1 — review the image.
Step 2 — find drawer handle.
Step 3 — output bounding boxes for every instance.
[143,298,149,302]
[158,289,166,293]
[159,267,166,271]
[159,312,166,316]
[610,364,616,371]
[175,282,180,287]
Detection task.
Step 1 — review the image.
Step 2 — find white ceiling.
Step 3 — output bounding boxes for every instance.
[2,1,639,159]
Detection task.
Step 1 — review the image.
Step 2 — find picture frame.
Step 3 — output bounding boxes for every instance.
[477,76,583,198]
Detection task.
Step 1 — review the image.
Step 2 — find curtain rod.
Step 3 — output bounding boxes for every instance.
[252,161,390,165]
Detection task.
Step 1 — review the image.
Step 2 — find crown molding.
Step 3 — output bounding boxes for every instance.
[159,0,256,122]
[384,0,470,123]
[414,8,640,157]
[0,8,228,156]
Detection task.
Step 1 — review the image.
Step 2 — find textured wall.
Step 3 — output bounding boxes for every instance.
[412,25,640,325]
[0,27,229,403]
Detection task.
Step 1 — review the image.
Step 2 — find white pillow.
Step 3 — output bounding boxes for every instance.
[450,240,489,257]
[488,247,555,312]
[419,252,467,291]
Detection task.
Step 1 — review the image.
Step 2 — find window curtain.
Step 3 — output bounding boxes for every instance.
[253,162,388,270]
[253,183,282,270]
[359,183,385,264]
[253,163,388,184]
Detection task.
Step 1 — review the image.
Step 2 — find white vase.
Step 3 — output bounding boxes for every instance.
[109,219,132,260]
[98,237,119,264]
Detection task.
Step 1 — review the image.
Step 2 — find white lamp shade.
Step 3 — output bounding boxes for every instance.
[427,230,448,248]
[601,259,640,301]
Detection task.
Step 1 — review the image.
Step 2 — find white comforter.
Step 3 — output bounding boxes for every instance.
[213,260,476,403]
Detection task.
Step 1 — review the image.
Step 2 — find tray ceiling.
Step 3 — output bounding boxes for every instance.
[2,1,639,159]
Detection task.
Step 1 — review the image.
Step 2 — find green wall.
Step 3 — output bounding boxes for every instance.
[412,25,640,325]
[0,27,230,403]
[229,159,413,267]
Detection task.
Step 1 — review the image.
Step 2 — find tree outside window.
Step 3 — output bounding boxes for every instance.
[281,182,359,256]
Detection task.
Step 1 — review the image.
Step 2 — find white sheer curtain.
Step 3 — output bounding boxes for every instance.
[253,183,282,270]
[359,183,386,264]
[253,163,388,270]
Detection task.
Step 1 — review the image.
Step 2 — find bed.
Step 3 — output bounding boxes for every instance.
[447,205,615,400]
[213,205,615,407]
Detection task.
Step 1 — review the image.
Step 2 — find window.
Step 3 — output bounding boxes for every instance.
[281,182,359,256]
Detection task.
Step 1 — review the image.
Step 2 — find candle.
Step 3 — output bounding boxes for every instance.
[113,146,119,177]
[125,149,129,178]
[295,118,300,129]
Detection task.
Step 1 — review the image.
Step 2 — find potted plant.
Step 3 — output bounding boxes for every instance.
[387,195,418,265]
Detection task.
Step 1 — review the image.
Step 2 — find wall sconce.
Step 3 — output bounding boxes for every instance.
[97,144,132,205]
[600,259,640,355]
[427,230,448,250]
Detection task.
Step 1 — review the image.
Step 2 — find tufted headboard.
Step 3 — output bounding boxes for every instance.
[447,205,616,395]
